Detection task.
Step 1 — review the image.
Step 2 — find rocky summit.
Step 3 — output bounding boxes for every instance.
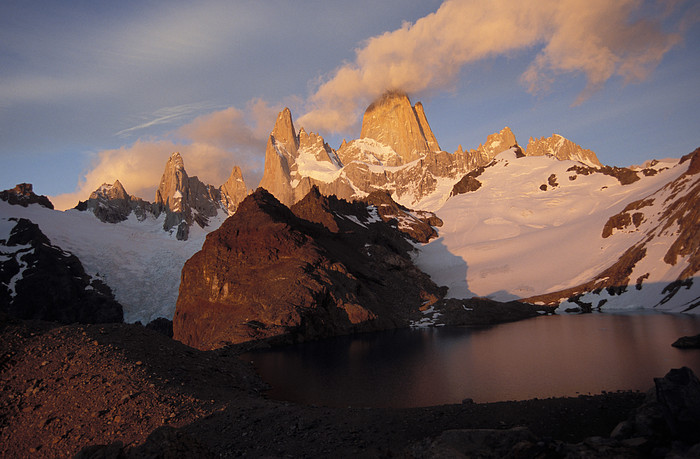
[526,133,601,167]
[357,90,441,163]
[0,183,54,209]
[77,152,248,240]
[257,91,601,209]
[173,187,445,350]
[76,180,157,224]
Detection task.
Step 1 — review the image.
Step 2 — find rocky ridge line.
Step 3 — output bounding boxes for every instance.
[76,153,248,240]
[258,91,601,209]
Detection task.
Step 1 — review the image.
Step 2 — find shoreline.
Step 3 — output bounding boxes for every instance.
[0,317,660,457]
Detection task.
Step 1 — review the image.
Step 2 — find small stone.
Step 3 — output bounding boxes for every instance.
[621,437,648,448]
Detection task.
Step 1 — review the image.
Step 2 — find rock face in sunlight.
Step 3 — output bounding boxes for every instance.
[0,217,123,323]
[77,153,248,240]
[356,90,441,163]
[526,133,602,167]
[259,92,530,208]
[173,187,444,350]
[155,152,248,240]
[258,108,348,207]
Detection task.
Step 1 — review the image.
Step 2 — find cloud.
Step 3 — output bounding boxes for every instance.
[51,101,279,210]
[115,102,220,137]
[298,0,685,133]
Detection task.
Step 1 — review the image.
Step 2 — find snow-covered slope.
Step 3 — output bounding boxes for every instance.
[0,200,226,323]
[414,149,698,313]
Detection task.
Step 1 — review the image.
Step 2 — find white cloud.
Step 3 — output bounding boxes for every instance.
[298,0,685,133]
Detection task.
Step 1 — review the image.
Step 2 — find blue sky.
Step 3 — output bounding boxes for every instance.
[1,0,698,209]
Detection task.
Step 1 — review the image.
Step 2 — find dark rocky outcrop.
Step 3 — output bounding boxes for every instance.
[0,183,54,209]
[173,188,445,350]
[672,334,700,349]
[75,180,156,224]
[609,367,700,454]
[0,218,123,323]
[567,164,640,185]
[145,317,174,338]
[362,190,440,243]
[451,167,485,197]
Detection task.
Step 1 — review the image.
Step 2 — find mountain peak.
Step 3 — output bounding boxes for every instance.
[90,180,129,201]
[0,183,54,209]
[525,134,601,167]
[360,91,440,163]
[271,107,298,153]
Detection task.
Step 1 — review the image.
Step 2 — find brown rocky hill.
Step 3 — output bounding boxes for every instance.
[173,188,445,350]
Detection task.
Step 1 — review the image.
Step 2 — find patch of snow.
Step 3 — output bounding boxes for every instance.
[294,147,343,183]
[365,206,382,223]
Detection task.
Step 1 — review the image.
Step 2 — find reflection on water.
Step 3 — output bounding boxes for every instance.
[242,313,700,408]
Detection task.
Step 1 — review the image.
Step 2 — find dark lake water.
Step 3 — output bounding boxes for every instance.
[242,313,700,408]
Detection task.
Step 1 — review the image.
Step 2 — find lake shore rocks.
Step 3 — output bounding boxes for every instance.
[1,316,661,458]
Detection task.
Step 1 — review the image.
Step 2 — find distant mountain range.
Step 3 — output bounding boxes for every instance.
[1,91,698,346]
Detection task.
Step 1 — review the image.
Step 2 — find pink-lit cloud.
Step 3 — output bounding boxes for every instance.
[298,0,684,133]
[51,100,280,210]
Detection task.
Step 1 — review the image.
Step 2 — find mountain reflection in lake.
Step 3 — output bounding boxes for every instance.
[242,313,700,408]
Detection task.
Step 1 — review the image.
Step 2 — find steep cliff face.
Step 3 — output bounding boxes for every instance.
[526,134,601,167]
[173,188,444,350]
[257,96,532,209]
[219,166,248,215]
[258,109,345,207]
[356,91,441,164]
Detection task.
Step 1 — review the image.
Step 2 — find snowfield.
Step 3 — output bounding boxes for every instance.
[0,201,226,323]
[413,150,697,313]
[2,148,697,323]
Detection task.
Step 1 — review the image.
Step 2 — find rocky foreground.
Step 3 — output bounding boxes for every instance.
[3,314,700,458]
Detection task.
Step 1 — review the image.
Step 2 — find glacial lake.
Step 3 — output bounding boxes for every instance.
[242,313,700,408]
